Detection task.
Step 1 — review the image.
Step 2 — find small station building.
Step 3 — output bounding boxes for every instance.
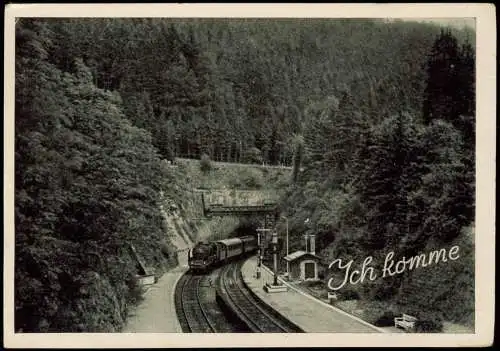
[283,234,322,281]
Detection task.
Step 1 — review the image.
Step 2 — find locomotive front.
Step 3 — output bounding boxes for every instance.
[188,242,217,273]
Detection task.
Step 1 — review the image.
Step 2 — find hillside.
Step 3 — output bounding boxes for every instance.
[16,18,474,166]
[396,226,475,327]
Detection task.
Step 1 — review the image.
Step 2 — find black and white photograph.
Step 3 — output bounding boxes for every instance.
[4,3,495,348]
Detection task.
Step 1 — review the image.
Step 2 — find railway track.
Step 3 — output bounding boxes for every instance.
[174,272,217,333]
[175,259,303,333]
[216,261,303,333]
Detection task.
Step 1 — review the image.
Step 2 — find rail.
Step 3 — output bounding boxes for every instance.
[216,261,303,333]
[175,273,217,333]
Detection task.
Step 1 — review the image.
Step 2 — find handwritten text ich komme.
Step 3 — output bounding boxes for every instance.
[327,246,460,291]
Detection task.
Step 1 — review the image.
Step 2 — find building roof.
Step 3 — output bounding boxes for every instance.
[283,250,322,262]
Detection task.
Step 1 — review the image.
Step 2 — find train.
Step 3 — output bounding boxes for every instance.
[188,235,258,273]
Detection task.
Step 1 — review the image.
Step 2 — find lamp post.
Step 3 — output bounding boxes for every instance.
[281,215,289,279]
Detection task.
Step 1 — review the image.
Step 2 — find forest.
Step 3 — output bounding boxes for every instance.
[15,18,475,332]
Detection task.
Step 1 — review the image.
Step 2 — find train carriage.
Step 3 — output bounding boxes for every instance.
[240,235,257,254]
[215,241,228,262]
[215,237,244,262]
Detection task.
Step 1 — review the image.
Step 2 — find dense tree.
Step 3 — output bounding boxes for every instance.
[15,19,175,332]
[423,29,475,130]
[23,18,475,166]
[291,134,304,184]
[421,29,475,230]
[280,27,475,324]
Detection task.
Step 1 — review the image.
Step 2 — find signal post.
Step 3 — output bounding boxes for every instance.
[255,228,271,279]
[263,230,287,293]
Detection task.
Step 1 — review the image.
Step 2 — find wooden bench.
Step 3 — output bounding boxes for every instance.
[394,313,418,331]
[136,273,156,286]
[327,291,338,304]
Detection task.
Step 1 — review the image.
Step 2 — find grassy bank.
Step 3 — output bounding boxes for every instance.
[293,226,475,333]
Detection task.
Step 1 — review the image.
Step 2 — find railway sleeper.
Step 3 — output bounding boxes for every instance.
[215,264,303,333]
[237,270,304,333]
[214,292,253,332]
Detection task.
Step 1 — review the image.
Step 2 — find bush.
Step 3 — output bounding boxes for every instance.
[241,168,264,189]
[164,147,176,163]
[160,240,172,259]
[339,289,360,300]
[126,275,145,306]
[414,319,444,333]
[414,312,444,333]
[242,147,263,164]
[303,280,324,288]
[374,311,398,327]
[200,153,212,173]
[371,277,400,301]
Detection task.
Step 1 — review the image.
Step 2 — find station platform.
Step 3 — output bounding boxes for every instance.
[241,256,386,333]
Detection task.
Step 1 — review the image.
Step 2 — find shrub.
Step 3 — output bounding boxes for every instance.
[242,147,263,164]
[339,289,360,300]
[126,275,145,306]
[414,319,444,333]
[304,280,324,288]
[160,240,171,259]
[371,277,400,301]
[374,311,399,327]
[414,311,444,333]
[241,168,264,189]
[200,153,212,173]
[164,147,176,163]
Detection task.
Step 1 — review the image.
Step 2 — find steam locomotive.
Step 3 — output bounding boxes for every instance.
[188,235,258,273]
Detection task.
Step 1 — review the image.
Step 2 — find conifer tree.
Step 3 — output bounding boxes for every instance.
[423,29,462,125]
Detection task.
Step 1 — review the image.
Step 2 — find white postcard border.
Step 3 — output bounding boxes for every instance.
[4,3,496,348]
